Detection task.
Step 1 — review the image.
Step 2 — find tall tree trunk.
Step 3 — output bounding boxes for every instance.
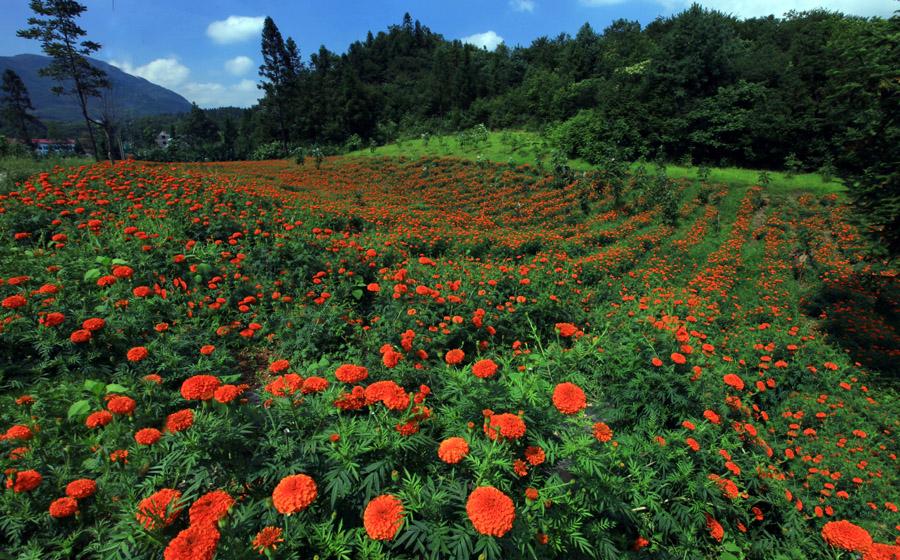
[76,89,100,162]
[103,125,113,162]
[60,31,102,162]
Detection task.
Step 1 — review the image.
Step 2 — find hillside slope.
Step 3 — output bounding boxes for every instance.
[0,54,192,121]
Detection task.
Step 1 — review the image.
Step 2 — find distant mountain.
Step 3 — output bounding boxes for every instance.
[0,54,192,121]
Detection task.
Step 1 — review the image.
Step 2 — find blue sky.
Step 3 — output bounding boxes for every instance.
[1,0,894,108]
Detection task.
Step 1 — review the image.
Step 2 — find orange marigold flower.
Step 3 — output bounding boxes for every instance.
[199,344,215,355]
[555,322,578,337]
[135,427,162,445]
[165,409,194,433]
[252,527,284,554]
[363,494,404,541]
[107,396,136,415]
[70,329,92,343]
[866,543,900,560]
[8,446,28,460]
[552,382,586,415]
[164,524,220,560]
[472,359,498,379]
[112,265,133,279]
[1,294,27,309]
[189,490,235,527]
[708,474,739,499]
[2,424,33,441]
[382,349,402,368]
[272,474,317,515]
[686,438,700,452]
[438,437,470,464]
[213,384,246,403]
[136,488,183,530]
[66,478,97,499]
[821,520,873,552]
[268,359,290,373]
[181,375,221,401]
[301,376,329,394]
[85,410,113,429]
[723,374,745,391]
[40,312,65,327]
[265,373,304,397]
[514,459,529,476]
[132,286,152,298]
[671,352,687,365]
[126,346,148,362]
[705,514,724,542]
[466,486,515,537]
[110,449,129,463]
[7,469,41,493]
[365,380,410,410]
[524,446,545,466]
[525,487,539,500]
[335,364,369,383]
[82,318,105,331]
[592,421,613,442]
[484,413,526,441]
[445,348,465,365]
[49,496,79,518]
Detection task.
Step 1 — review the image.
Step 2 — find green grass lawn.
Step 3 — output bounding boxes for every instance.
[0,155,94,191]
[349,130,846,196]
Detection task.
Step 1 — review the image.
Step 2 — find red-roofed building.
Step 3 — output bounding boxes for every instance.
[31,139,76,156]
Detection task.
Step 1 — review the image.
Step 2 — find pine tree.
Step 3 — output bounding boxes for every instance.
[17,0,109,161]
[181,103,219,146]
[1,69,42,147]
[828,15,899,256]
[259,16,296,149]
[221,117,237,160]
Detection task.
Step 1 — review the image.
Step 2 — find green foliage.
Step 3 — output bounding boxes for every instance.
[0,157,897,559]
[825,15,900,256]
[783,153,802,179]
[17,0,108,160]
[251,141,288,161]
[548,110,641,164]
[1,69,42,145]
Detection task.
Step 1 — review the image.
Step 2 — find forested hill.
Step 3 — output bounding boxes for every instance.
[248,7,896,171]
[0,54,192,121]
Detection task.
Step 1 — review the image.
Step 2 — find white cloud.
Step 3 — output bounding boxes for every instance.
[181,79,261,108]
[510,0,536,11]
[109,57,190,89]
[579,0,894,17]
[687,0,895,18]
[206,15,265,44]
[110,57,260,108]
[225,55,254,76]
[461,30,504,50]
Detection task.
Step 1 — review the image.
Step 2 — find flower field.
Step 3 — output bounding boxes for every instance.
[0,156,897,560]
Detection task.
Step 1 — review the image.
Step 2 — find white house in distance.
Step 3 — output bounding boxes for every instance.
[31,139,76,156]
[156,131,172,149]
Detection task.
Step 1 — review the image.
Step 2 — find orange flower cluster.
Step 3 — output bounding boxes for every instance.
[467,486,515,537]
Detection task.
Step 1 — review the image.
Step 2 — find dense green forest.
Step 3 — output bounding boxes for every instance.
[4,6,897,174]
[3,4,897,251]
[231,7,895,171]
